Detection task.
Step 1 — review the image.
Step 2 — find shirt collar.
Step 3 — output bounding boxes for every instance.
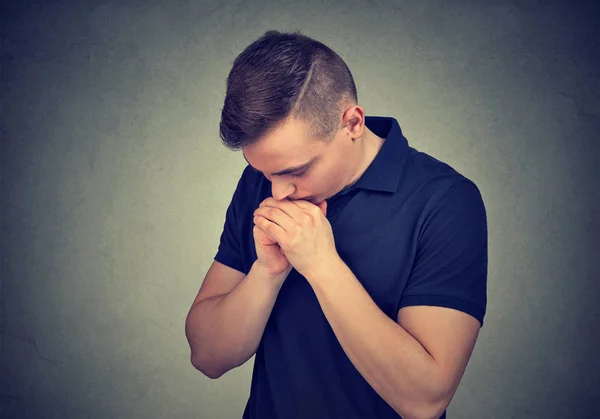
[344,116,408,194]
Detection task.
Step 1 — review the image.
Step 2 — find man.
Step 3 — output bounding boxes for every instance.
[185,30,487,419]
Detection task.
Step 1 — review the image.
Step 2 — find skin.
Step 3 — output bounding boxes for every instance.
[243,103,385,276]
[244,103,480,418]
[242,104,385,206]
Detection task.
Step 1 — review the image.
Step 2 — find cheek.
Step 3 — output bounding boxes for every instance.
[304,163,339,191]
[308,170,333,190]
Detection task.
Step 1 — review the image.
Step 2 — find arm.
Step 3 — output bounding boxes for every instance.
[306,181,486,419]
[308,258,479,419]
[185,260,290,379]
[250,182,485,417]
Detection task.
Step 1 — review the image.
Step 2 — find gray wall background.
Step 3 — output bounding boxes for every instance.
[2,0,599,418]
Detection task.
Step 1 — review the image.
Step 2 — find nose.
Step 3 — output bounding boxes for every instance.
[271,179,295,201]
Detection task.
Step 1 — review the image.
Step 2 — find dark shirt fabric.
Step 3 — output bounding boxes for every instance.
[214,116,488,419]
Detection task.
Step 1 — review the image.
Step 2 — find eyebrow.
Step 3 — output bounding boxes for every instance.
[242,153,317,176]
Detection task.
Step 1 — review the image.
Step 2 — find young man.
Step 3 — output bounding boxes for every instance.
[185,30,487,419]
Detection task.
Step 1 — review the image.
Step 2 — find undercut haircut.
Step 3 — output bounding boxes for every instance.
[219,30,358,151]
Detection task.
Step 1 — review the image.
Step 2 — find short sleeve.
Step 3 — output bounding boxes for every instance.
[397,180,488,327]
[214,175,247,275]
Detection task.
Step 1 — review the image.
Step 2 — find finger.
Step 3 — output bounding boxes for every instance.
[290,199,325,217]
[254,206,297,232]
[253,223,277,243]
[260,198,305,221]
[254,215,286,242]
[318,200,327,216]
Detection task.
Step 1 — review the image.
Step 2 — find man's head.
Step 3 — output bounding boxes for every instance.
[219,30,369,204]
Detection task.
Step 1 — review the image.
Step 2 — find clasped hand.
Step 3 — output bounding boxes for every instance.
[253,197,338,279]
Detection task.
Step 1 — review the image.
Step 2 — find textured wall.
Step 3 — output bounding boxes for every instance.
[2,0,599,418]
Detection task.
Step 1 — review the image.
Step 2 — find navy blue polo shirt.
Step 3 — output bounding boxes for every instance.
[214,116,488,419]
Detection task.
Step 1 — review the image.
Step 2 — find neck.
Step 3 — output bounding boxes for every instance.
[347,127,384,187]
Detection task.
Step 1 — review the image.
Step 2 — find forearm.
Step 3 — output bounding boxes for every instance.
[307,258,445,419]
[186,261,289,378]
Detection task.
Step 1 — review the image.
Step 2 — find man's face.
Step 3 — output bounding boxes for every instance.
[242,116,357,205]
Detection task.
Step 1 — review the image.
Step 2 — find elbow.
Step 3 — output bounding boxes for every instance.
[400,405,446,419]
[409,395,451,419]
[190,353,225,380]
[414,405,448,419]
[395,388,451,419]
[202,368,225,380]
[186,319,224,379]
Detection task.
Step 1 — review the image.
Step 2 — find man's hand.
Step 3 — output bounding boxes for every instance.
[253,197,338,279]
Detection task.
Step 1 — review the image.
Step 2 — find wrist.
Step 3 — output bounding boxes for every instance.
[303,253,344,285]
[252,261,292,286]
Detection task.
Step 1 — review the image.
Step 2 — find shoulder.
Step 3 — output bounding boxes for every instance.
[227,164,272,218]
[403,148,483,204]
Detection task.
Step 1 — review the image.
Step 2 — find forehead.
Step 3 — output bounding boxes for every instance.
[243,118,322,162]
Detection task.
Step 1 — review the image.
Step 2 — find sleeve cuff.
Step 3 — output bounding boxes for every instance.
[214,251,248,276]
[398,294,485,327]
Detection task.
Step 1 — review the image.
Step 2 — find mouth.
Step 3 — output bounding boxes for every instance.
[294,196,315,203]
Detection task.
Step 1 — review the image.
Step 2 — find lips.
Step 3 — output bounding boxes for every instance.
[291,195,316,203]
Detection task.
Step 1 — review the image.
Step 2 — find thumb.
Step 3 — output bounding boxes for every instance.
[318,200,327,216]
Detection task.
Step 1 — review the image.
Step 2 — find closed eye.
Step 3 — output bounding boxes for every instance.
[248,166,307,178]
[290,171,306,178]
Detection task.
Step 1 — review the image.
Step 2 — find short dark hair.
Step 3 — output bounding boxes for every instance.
[219,30,358,151]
